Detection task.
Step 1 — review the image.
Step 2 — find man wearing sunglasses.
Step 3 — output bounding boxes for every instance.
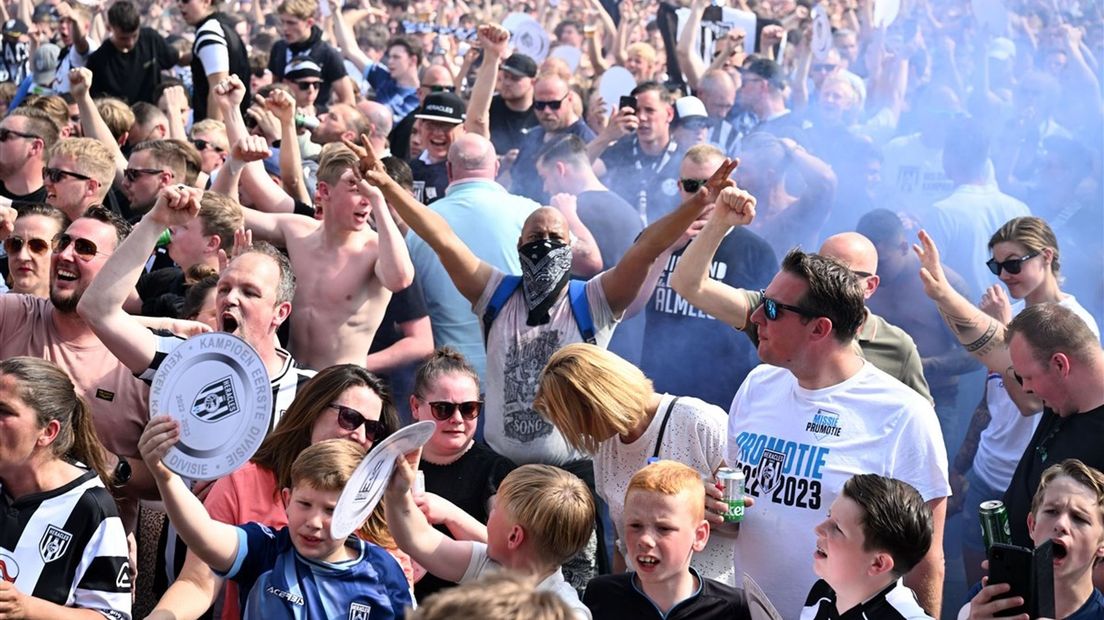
[0,107,57,209]
[43,137,115,220]
[283,58,325,116]
[509,74,596,203]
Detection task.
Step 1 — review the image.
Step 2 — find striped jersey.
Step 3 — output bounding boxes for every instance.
[801,579,932,620]
[0,470,131,619]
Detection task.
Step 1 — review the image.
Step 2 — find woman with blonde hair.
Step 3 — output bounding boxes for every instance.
[534,343,733,584]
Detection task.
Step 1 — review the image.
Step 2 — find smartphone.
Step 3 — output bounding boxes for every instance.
[987,541,1055,618]
[619,95,637,113]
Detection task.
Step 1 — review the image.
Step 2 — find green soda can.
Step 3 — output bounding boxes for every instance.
[156,229,172,247]
[979,500,1012,550]
[716,468,745,523]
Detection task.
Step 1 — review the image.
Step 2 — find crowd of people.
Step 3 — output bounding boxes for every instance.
[0,0,1102,617]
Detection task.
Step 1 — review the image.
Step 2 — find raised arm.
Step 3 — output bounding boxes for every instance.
[69,68,128,182]
[464,24,510,139]
[676,0,709,91]
[138,416,240,574]
[550,193,603,277]
[262,90,311,206]
[344,136,494,304]
[383,450,474,584]
[669,185,758,329]
[602,159,741,315]
[362,177,414,292]
[331,1,371,73]
[160,85,190,141]
[77,186,205,374]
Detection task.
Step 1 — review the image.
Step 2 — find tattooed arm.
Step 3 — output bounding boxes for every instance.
[914,230,1011,372]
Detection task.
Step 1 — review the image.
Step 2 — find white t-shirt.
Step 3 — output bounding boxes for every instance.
[461,542,592,620]
[973,295,1101,490]
[727,362,950,619]
[596,393,733,584]
[475,270,618,466]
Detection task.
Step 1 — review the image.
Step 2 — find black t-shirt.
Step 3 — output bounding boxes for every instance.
[409,158,449,205]
[601,136,686,224]
[137,266,187,318]
[0,181,46,207]
[1004,403,1104,547]
[641,228,777,408]
[191,12,251,120]
[368,278,429,354]
[575,190,641,271]
[268,27,347,113]
[488,95,537,155]
[86,28,179,105]
[388,112,416,162]
[415,442,516,599]
[584,571,752,620]
[511,119,597,203]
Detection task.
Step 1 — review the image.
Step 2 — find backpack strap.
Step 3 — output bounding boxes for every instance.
[482,275,522,347]
[652,396,680,459]
[567,279,596,345]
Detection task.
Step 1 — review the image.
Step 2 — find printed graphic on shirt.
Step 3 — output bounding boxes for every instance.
[266,585,305,606]
[349,602,372,620]
[115,563,131,590]
[893,166,953,195]
[732,432,828,511]
[39,525,73,563]
[806,409,842,440]
[651,253,727,319]
[502,330,560,443]
[191,376,240,422]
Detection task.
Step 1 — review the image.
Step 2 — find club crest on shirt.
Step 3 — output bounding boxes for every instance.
[806,409,842,440]
[756,449,786,496]
[39,525,73,563]
[116,563,131,590]
[349,602,372,620]
[191,376,240,423]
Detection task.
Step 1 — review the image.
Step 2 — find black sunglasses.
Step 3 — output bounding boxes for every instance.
[533,94,568,111]
[986,251,1039,276]
[43,166,93,183]
[192,139,224,153]
[330,403,387,440]
[0,127,40,142]
[679,178,708,193]
[427,85,455,93]
[421,399,483,421]
[53,233,105,260]
[812,63,838,72]
[4,235,51,255]
[295,80,322,91]
[123,167,167,182]
[759,289,819,321]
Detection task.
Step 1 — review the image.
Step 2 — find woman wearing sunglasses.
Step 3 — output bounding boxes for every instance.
[149,364,406,620]
[533,343,734,585]
[408,347,516,600]
[952,216,1100,584]
[4,204,67,298]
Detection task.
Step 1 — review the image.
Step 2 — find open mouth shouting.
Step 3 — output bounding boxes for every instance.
[220,312,240,334]
[55,263,79,283]
[1051,538,1069,563]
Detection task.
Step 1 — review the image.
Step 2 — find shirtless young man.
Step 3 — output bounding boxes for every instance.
[240,139,414,368]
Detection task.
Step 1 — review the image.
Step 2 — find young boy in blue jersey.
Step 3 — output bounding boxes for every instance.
[583,460,755,620]
[139,419,412,619]
[801,474,934,620]
[385,452,595,619]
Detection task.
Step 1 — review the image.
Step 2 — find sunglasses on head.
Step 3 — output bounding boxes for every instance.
[53,233,105,260]
[759,289,819,321]
[43,166,92,183]
[330,403,387,440]
[679,178,708,193]
[192,139,224,153]
[986,251,1039,276]
[296,80,321,91]
[0,127,40,142]
[3,235,51,255]
[533,94,568,111]
[421,399,483,421]
[123,167,166,182]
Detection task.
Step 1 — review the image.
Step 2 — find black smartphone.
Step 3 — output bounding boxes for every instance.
[987,541,1055,618]
[619,95,637,113]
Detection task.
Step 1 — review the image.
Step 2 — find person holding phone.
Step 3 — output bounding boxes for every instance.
[960,459,1104,620]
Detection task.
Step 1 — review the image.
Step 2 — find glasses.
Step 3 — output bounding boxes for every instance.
[986,251,1039,276]
[679,178,708,193]
[53,233,106,260]
[123,167,167,182]
[295,81,322,91]
[420,399,483,421]
[811,63,838,73]
[192,139,224,153]
[427,85,455,93]
[0,128,40,142]
[330,403,387,440]
[3,236,51,255]
[43,166,93,183]
[759,289,819,321]
[533,94,569,111]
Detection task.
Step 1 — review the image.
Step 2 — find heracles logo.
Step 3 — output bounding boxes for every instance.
[349,602,372,620]
[191,376,240,423]
[39,525,73,563]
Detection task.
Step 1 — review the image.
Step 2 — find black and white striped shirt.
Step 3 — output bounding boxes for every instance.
[801,579,932,620]
[0,470,131,619]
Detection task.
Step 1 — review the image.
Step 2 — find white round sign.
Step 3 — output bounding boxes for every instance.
[550,45,583,72]
[811,5,833,60]
[597,66,637,118]
[330,421,437,540]
[872,0,900,28]
[149,332,272,481]
[502,12,550,62]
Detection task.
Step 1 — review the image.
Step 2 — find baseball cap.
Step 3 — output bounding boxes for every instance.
[674,96,709,128]
[415,91,466,124]
[2,19,29,40]
[741,57,786,90]
[32,4,60,23]
[32,43,60,88]
[285,59,323,81]
[501,52,538,78]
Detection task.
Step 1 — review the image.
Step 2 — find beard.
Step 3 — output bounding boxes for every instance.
[50,285,81,314]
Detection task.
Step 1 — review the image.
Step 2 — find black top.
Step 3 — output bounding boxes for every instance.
[510,119,597,203]
[368,277,429,354]
[190,12,250,120]
[1004,403,1104,547]
[601,136,686,225]
[388,112,417,161]
[575,189,642,271]
[488,95,538,155]
[409,158,449,205]
[137,266,187,318]
[0,181,46,207]
[86,27,179,105]
[583,570,752,620]
[802,578,931,619]
[415,442,516,600]
[268,27,347,113]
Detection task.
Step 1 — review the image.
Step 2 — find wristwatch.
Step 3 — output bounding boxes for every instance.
[112,456,132,488]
